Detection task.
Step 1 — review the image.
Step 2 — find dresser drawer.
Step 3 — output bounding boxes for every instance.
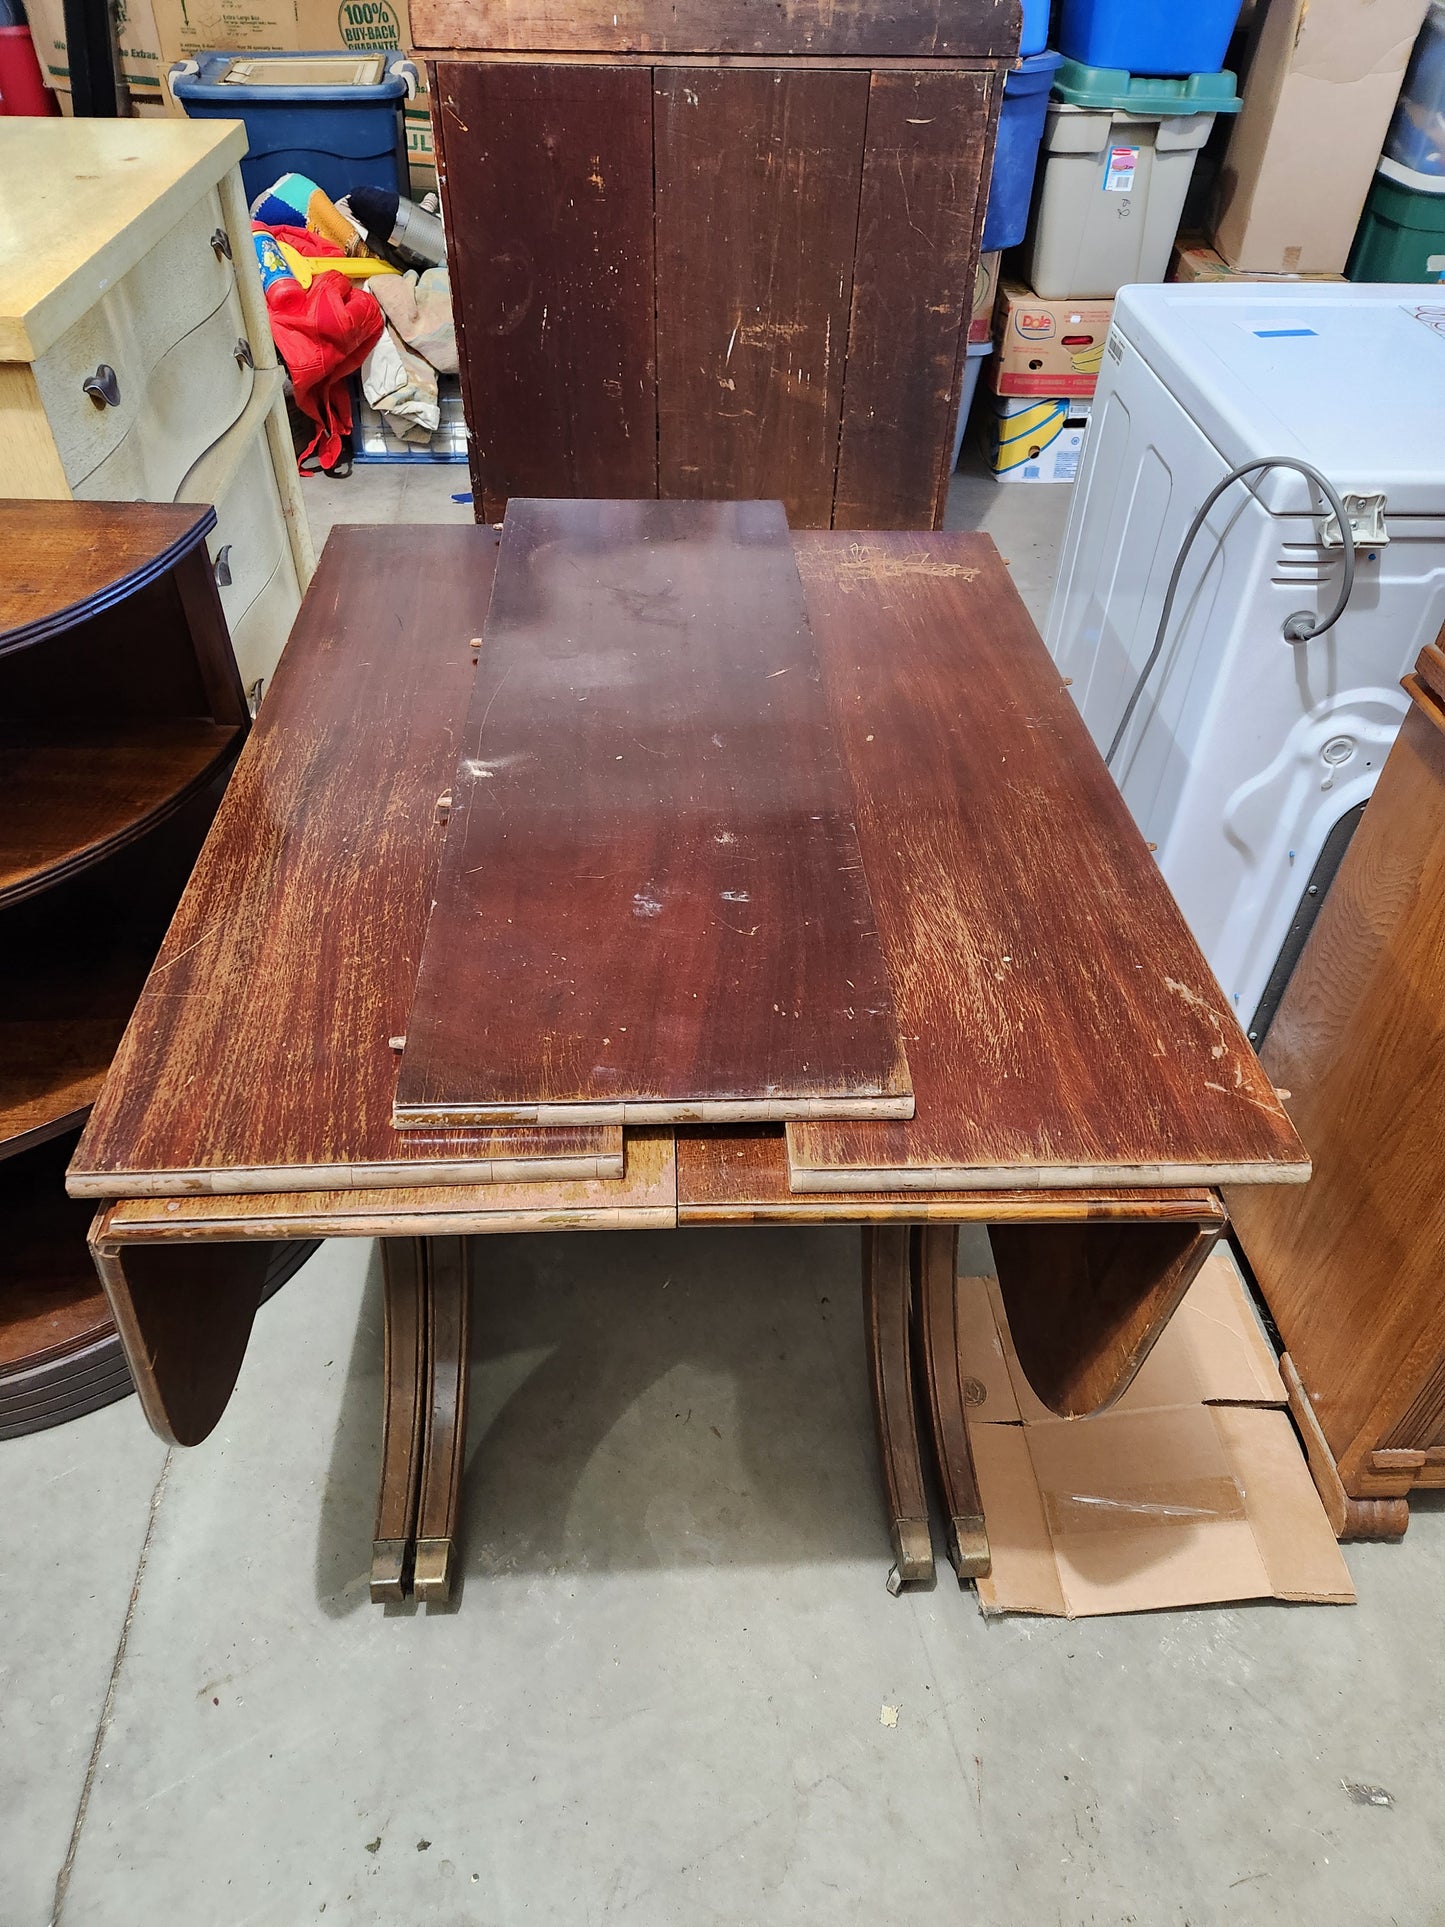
[231,540,302,705]
[71,293,255,505]
[33,187,248,489]
[208,420,290,640]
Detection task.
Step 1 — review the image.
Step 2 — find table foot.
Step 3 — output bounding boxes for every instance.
[990,1218,1221,1417]
[914,1226,991,1584]
[415,1236,471,1606]
[370,1238,428,1603]
[862,1225,934,1591]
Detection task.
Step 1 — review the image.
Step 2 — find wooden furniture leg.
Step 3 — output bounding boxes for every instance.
[371,1239,429,1603]
[989,1218,1222,1418]
[412,1236,472,1605]
[1280,1353,1410,1542]
[89,1230,271,1445]
[913,1226,989,1583]
[861,1225,934,1592]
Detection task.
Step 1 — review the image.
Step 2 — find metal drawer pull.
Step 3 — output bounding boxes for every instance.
[210,227,232,261]
[214,544,233,588]
[234,337,254,370]
[82,364,121,409]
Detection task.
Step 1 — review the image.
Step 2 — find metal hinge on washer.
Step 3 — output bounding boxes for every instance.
[1321,491,1389,548]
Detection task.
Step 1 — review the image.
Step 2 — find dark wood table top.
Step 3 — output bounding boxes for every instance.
[72,516,1307,1214]
[395,498,911,1128]
[0,500,215,655]
[786,531,1308,1192]
[70,527,621,1199]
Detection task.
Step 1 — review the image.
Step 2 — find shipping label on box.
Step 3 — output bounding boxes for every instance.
[992,282,1112,397]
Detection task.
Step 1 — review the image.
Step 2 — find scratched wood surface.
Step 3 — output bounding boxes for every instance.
[396,499,911,1127]
[98,1130,678,1241]
[653,66,868,527]
[676,1128,1228,1226]
[432,60,658,521]
[832,69,996,530]
[69,527,621,1197]
[410,0,1022,56]
[784,531,1309,1191]
[1228,666,1445,1496]
[0,500,215,653]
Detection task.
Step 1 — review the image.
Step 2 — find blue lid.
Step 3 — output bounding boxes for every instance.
[170,49,410,104]
[1005,49,1064,94]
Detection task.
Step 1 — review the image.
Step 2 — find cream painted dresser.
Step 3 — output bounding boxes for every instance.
[0,118,313,706]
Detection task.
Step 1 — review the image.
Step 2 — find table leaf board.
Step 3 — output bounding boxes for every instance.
[394,498,912,1127]
[784,531,1309,1192]
[68,526,621,1196]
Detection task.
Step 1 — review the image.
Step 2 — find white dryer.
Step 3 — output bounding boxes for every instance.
[1046,284,1445,1040]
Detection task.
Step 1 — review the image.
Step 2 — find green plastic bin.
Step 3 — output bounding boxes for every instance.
[1348,159,1445,281]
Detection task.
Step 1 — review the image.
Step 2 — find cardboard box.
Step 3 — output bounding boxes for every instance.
[968,248,1001,347]
[1170,236,1347,284]
[1213,0,1432,274]
[982,395,1090,484]
[959,1246,1356,1618]
[26,0,167,107]
[991,282,1111,398]
[150,0,435,182]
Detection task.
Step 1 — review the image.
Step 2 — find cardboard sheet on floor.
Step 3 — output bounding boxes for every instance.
[961,1247,1355,1617]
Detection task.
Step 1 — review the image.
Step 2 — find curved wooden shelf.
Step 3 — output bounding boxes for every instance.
[0,719,241,908]
[0,500,215,656]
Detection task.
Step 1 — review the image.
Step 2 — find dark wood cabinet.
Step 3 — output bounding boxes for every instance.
[0,502,249,1435]
[420,1,1014,526]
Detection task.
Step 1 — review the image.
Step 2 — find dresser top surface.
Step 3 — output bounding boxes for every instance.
[0,119,247,363]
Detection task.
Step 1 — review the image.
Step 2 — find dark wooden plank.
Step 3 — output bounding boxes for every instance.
[411,0,1022,58]
[396,499,911,1126]
[832,69,996,529]
[432,60,657,522]
[654,66,868,527]
[676,1127,1229,1225]
[0,499,213,655]
[785,531,1309,1189]
[69,527,621,1197]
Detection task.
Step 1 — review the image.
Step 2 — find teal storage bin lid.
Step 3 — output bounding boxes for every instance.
[1051,59,1241,115]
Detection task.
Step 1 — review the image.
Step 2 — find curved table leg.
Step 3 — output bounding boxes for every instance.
[862,1225,934,1592]
[914,1226,990,1583]
[989,1218,1222,1418]
[412,1236,472,1605]
[90,1227,270,1446]
[371,1238,428,1603]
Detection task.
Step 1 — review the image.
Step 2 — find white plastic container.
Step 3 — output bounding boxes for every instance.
[1045,284,1445,1035]
[951,340,993,468]
[1026,106,1215,298]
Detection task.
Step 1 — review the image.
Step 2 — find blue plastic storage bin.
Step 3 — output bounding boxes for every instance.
[981,50,1063,252]
[1056,0,1245,78]
[1385,0,1445,177]
[169,50,416,206]
[1020,0,1049,56]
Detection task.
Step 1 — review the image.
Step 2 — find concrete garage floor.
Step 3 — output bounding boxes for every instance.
[5,461,1443,1927]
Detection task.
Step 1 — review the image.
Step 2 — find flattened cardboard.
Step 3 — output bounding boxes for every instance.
[962,1244,1354,1617]
[1169,236,1346,285]
[1213,0,1431,273]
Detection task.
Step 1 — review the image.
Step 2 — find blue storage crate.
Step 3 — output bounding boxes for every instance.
[169,49,416,207]
[1020,0,1049,56]
[1056,0,1246,78]
[981,50,1062,252]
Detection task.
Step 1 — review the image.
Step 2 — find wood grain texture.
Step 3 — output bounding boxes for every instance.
[69,526,621,1197]
[98,1129,678,1243]
[862,1225,933,1586]
[653,67,867,527]
[676,1127,1228,1226]
[0,721,239,908]
[0,499,214,651]
[396,500,910,1126]
[990,1218,1221,1418]
[1279,1353,1410,1542]
[413,1235,472,1603]
[914,1225,988,1578]
[432,61,657,521]
[785,532,1308,1190]
[1228,680,1445,1499]
[410,0,1022,57]
[832,69,995,530]
[372,1238,428,1602]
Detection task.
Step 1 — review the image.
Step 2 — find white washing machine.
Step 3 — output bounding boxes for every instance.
[1046,284,1445,1041]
